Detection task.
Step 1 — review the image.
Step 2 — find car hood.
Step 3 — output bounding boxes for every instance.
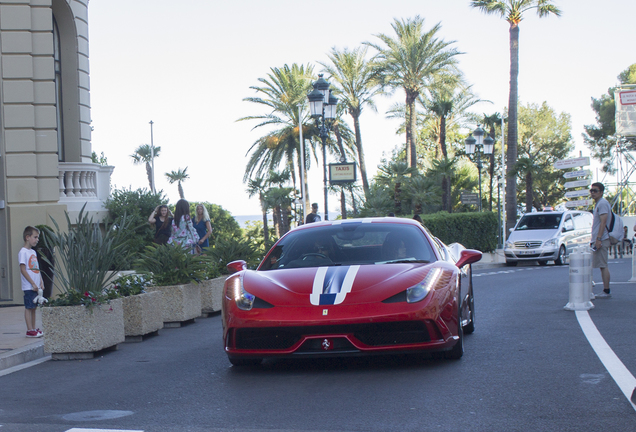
[508,229,559,243]
[243,262,457,306]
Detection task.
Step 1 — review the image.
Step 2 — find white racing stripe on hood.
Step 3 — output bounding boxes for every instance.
[310,265,360,306]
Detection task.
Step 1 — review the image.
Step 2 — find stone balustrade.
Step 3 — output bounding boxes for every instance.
[58,162,114,220]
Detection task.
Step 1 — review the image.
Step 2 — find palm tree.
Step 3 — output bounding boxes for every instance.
[366,16,460,169]
[471,0,561,232]
[320,46,381,198]
[510,156,540,212]
[130,144,161,192]
[239,64,317,202]
[375,160,417,215]
[246,177,270,249]
[165,167,189,199]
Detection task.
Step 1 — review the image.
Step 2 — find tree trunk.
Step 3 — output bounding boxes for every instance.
[178,183,184,199]
[525,171,533,213]
[340,189,347,219]
[351,113,370,198]
[145,162,153,191]
[505,23,520,235]
[406,93,418,169]
[260,192,270,249]
[439,115,448,159]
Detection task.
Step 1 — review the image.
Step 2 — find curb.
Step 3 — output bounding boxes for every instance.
[0,341,45,372]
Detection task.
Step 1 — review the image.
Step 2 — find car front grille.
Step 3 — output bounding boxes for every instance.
[513,241,543,248]
[233,321,432,350]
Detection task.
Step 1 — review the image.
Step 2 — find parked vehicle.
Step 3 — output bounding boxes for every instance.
[504,210,592,266]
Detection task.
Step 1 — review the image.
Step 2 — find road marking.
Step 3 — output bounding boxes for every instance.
[576,310,636,412]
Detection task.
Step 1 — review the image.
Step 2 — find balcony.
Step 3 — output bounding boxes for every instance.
[58,162,114,221]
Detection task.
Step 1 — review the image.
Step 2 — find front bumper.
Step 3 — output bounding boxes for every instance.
[504,247,558,261]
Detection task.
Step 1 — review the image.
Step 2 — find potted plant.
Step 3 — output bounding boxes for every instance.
[40,205,133,359]
[134,243,211,326]
[34,224,55,299]
[111,274,163,341]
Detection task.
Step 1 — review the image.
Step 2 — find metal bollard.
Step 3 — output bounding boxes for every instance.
[564,246,594,311]
[630,243,636,282]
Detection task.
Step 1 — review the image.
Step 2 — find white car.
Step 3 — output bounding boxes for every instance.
[504,210,592,266]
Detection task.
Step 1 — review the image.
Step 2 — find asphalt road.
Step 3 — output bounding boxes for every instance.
[0,259,635,432]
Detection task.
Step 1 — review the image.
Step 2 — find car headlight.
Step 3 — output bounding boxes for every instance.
[544,238,557,247]
[505,241,513,249]
[227,274,255,311]
[407,267,443,303]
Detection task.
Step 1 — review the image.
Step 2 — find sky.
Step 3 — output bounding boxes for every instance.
[87,0,636,218]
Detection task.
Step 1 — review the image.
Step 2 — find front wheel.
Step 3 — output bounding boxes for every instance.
[555,245,566,265]
[445,302,464,360]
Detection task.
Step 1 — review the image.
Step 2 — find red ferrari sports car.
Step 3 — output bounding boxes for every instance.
[222,217,482,366]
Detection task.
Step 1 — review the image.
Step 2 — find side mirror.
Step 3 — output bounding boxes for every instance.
[456,249,482,269]
[509,228,514,233]
[227,260,247,274]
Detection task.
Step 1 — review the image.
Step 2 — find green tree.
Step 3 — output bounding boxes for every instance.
[320,46,381,198]
[366,16,460,169]
[584,63,636,173]
[165,167,189,199]
[131,144,161,192]
[188,201,242,247]
[375,160,417,215]
[246,177,271,249]
[481,112,504,211]
[239,63,316,200]
[471,0,561,232]
[514,101,573,211]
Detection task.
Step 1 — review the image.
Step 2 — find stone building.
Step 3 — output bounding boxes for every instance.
[0,0,111,304]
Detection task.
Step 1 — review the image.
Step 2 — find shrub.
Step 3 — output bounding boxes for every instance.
[204,235,260,275]
[105,187,167,269]
[134,243,211,286]
[421,211,498,252]
[111,274,153,297]
[43,205,134,310]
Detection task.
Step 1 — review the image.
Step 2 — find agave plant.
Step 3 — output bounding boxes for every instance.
[134,243,211,286]
[43,205,134,308]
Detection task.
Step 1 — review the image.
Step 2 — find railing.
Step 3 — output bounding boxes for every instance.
[58,162,114,218]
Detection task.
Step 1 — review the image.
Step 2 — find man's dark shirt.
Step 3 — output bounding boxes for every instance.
[305,213,321,224]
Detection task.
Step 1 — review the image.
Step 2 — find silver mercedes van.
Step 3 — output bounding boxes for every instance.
[503,210,593,266]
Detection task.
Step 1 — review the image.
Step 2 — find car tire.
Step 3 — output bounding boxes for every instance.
[463,288,475,335]
[538,260,548,266]
[445,301,464,360]
[555,246,566,265]
[228,357,263,367]
[505,260,518,267]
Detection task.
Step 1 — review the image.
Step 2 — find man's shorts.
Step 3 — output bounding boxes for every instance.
[23,290,37,309]
[592,239,611,269]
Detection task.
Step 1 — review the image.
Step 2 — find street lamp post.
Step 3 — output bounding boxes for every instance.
[307,74,338,221]
[465,125,494,212]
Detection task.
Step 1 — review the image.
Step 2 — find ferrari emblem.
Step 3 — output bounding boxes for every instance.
[323,309,328,315]
[322,339,332,350]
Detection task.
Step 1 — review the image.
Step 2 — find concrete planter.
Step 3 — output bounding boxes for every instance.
[146,283,201,324]
[42,298,125,358]
[200,277,225,314]
[122,291,164,338]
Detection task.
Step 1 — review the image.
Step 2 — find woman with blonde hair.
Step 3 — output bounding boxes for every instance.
[193,203,213,249]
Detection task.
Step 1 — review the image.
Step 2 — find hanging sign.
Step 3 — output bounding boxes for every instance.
[564,199,594,208]
[564,179,591,189]
[329,162,357,184]
[553,157,590,170]
[563,169,591,179]
[564,190,590,199]
[619,91,636,105]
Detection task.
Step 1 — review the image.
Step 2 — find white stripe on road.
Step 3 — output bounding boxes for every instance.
[576,310,636,412]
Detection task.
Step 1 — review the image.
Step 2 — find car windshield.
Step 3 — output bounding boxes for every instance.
[259,222,436,270]
[515,213,562,231]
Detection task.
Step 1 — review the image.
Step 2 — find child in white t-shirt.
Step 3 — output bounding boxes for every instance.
[19,226,44,338]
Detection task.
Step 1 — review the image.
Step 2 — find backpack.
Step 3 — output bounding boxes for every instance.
[606,212,624,245]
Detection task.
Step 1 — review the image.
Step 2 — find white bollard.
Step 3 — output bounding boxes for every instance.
[564,246,594,311]
[630,243,636,282]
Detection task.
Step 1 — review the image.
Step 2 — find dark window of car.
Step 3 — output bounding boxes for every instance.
[259,222,436,270]
[515,213,563,230]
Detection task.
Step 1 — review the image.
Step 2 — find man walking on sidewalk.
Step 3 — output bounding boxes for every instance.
[590,182,611,298]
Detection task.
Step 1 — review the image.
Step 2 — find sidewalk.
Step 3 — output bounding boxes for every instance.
[0,305,47,374]
[0,251,504,373]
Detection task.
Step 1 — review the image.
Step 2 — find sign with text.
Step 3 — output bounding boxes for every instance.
[565,189,591,199]
[460,192,479,205]
[619,90,636,105]
[564,199,594,208]
[563,169,591,179]
[553,157,590,170]
[329,162,357,184]
[564,179,591,189]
